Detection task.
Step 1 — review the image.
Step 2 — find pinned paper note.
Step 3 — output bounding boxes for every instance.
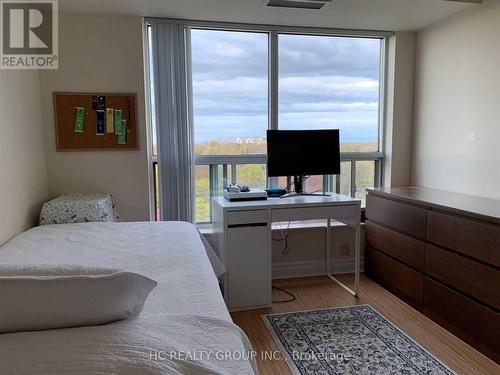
[96,110,105,135]
[114,109,122,134]
[92,96,105,110]
[118,119,127,144]
[74,107,85,132]
[105,108,114,133]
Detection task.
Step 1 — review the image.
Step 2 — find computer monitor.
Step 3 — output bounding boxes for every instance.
[267,129,340,197]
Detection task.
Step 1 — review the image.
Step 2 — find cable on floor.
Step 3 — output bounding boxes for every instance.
[272,285,296,303]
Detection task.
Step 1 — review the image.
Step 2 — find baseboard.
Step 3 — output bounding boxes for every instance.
[272,260,325,279]
[272,258,365,280]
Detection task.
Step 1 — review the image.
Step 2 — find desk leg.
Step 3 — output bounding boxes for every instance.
[354,217,360,295]
[326,216,359,297]
[326,218,331,275]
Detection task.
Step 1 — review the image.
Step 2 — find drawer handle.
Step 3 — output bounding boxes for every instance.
[228,223,267,229]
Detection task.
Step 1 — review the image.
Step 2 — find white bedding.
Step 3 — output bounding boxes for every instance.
[0,221,256,375]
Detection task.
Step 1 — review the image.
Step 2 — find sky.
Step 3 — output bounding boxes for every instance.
[191,29,381,145]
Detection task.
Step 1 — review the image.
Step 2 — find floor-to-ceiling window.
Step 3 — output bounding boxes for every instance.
[148,22,387,223]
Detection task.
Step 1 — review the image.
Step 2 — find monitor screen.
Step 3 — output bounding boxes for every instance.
[267,130,340,177]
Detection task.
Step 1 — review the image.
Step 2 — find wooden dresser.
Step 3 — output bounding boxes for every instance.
[365,187,500,362]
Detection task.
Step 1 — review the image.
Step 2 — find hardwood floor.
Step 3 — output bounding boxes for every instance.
[231,275,499,375]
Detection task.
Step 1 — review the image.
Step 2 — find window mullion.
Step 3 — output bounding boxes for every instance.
[231,163,237,185]
[268,31,279,188]
[350,161,356,198]
[269,31,279,131]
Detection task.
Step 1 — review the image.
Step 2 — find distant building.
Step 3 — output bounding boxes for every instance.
[233,136,266,145]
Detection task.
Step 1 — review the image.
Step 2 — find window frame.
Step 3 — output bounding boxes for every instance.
[146,19,392,223]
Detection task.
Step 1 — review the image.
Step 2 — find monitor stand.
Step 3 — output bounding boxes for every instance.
[280,175,330,198]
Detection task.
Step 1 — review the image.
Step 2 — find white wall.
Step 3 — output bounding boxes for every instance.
[271,225,365,279]
[412,0,500,199]
[0,71,48,244]
[39,13,151,221]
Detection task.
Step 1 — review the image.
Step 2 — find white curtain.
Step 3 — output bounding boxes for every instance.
[150,22,194,222]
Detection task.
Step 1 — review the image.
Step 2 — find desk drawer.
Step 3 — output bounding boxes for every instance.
[366,220,425,271]
[425,244,500,310]
[366,246,423,310]
[227,210,268,226]
[272,205,357,222]
[366,194,427,240]
[427,210,500,267]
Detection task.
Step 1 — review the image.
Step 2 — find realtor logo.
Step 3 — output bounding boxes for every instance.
[1,0,58,69]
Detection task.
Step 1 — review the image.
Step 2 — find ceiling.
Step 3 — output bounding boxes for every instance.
[58,0,480,32]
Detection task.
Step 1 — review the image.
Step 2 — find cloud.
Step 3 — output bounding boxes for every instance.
[279,75,379,105]
[291,102,378,112]
[192,29,267,80]
[190,29,381,144]
[193,75,378,116]
[215,41,246,57]
[194,114,268,143]
[279,75,379,92]
[193,77,267,97]
[279,34,380,80]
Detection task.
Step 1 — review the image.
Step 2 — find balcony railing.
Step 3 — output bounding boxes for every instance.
[153,152,383,222]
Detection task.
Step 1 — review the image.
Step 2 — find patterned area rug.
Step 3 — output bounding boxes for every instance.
[262,305,455,375]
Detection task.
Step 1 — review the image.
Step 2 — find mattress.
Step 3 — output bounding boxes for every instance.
[0,221,256,374]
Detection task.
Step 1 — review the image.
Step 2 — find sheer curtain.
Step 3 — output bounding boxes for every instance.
[150,22,194,222]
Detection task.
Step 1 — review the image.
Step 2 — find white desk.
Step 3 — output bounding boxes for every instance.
[211,194,361,311]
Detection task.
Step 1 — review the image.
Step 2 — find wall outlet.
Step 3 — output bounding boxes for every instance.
[340,244,351,257]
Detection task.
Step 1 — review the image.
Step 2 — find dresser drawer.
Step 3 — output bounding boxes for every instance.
[366,246,423,310]
[366,194,427,240]
[425,244,500,310]
[427,210,500,267]
[366,220,425,271]
[423,277,500,362]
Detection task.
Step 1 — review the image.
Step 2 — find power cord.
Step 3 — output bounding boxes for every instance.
[269,176,311,302]
[283,175,311,193]
[272,221,291,255]
[272,285,296,303]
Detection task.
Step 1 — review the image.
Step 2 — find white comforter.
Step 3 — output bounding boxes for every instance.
[0,222,256,375]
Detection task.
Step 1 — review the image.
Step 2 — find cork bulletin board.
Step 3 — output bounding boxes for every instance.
[53,92,138,151]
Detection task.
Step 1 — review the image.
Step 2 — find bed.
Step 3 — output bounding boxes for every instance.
[0,221,257,374]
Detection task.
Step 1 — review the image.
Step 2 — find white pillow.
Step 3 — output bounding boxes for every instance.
[0,265,157,333]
